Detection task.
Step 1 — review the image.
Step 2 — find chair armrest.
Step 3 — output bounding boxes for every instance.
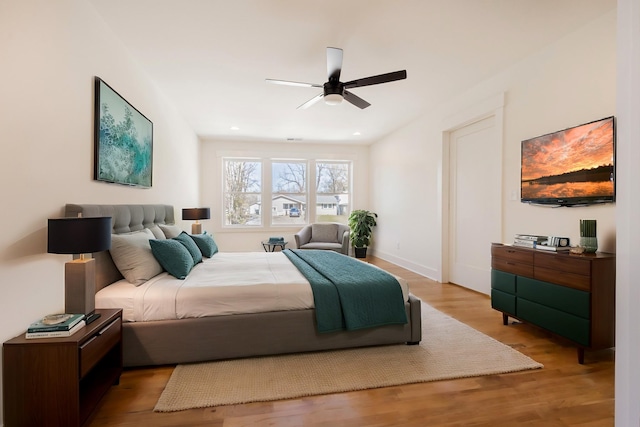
[295,225,312,248]
[340,230,350,255]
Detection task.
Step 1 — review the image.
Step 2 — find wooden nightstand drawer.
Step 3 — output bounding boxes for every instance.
[80,317,121,378]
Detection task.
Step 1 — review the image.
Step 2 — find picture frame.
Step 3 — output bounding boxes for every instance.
[94,77,153,188]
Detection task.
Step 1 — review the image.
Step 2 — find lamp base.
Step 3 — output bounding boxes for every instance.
[65,258,96,317]
[84,312,101,325]
[191,222,203,234]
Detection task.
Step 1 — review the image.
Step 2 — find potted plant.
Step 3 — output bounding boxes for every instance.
[348,210,378,258]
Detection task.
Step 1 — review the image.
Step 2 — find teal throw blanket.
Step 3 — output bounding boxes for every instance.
[283,249,407,333]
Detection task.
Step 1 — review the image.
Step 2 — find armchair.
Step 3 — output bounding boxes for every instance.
[294,223,350,255]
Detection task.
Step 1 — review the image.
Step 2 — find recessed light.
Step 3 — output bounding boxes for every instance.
[353,131,361,136]
[230,126,240,131]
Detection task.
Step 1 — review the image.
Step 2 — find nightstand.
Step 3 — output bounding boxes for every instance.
[3,308,123,427]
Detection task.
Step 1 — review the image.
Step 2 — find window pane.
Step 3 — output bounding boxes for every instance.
[272,162,306,193]
[272,161,307,225]
[224,160,261,226]
[316,162,350,224]
[316,163,349,194]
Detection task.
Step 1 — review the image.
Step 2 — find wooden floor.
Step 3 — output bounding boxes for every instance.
[88,257,614,427]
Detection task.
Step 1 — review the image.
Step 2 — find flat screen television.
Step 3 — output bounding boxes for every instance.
[521,116,615,206]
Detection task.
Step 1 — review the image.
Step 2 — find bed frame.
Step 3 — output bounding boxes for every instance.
[65,204,422,367]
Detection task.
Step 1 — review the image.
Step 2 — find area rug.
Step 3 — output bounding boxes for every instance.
[154,303,542,412]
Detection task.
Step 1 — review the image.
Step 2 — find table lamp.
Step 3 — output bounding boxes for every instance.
[182,208,210,234]
[47,217,112,324]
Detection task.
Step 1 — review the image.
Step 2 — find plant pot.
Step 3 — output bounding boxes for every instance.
[354,247,367,258]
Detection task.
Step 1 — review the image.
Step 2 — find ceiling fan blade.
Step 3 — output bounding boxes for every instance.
[327,47,343,81]
[343,90,371,109]
[297,93,324,109]
[343,70,407,89]
[266,79,322,88]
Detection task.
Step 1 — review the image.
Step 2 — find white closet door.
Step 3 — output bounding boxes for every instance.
[448,115,501,294]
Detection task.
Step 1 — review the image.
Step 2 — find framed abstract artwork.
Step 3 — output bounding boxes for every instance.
[94,77,153,188]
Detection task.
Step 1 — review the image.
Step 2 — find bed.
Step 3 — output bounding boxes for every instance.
[65,204,422,367]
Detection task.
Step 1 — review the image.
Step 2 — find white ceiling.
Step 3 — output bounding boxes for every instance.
[88,0,616,145]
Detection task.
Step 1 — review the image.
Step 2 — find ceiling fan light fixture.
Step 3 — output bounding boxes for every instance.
[324,94,343,106]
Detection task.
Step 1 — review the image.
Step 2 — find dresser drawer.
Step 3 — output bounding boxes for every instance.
[491,289,516,316]
[491,269,516,293]
[518,277,590,319]
[534,267,591,291]
[491,245,534,264]
[491,257,534,277]
[518,298,590,346]
[534,252,591,275]
[80,318,121,378]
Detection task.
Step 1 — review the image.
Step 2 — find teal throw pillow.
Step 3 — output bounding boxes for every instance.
[190,231,218,258]
[149,239,195,279]
[174,232,203,264]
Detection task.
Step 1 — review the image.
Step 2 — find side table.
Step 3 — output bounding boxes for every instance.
[262,240,287,252]
[3,308,123,426]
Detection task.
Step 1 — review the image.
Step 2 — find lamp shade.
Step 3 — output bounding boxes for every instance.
[47,217,112,254]
[182,208,211,221]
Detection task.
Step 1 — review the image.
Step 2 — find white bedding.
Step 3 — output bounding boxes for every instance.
[96,252,410,322]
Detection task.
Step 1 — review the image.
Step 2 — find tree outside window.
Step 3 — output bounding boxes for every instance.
[224,159,261,226]
[316,162,350,223]
[272,161,306,225]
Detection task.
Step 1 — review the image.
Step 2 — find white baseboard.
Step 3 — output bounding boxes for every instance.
[371,249,440,282]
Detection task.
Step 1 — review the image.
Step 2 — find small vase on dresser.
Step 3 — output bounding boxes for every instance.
[579,219,598,253]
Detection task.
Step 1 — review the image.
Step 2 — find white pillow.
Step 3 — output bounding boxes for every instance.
[148,224,166,239]
[158,224,182,239]
[110,229,163,285]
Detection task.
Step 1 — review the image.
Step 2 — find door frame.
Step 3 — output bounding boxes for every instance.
[438,92,505,284]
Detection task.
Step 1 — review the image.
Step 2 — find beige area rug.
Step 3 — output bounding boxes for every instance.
[154,303,542,412]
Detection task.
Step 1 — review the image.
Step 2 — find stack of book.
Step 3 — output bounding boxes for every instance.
[513,234,571,251]
[25,313,86,339]
[268,237,285,244]
[513,234,547,248]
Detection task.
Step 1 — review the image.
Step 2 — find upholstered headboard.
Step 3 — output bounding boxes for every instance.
[64,204,175,292]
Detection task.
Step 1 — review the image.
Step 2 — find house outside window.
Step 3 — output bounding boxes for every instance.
[272,161,307,225]
[316,162,350,224]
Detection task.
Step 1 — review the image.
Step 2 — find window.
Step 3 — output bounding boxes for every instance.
[272,161,307,225]
[316,162,350,223]
[223,159,261,226]
[221,158,351,228]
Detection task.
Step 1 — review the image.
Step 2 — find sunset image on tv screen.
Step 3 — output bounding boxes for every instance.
[521,117,614,201]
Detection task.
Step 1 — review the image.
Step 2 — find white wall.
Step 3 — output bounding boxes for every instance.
[615,0,640,425]
[371,10,617,283]
[0,1,199,422]
[199,139,369,252]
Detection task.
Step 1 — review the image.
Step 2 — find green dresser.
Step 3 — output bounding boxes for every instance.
[490,243,615,364]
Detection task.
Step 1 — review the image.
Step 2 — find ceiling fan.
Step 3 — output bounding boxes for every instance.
[266,47,407,109]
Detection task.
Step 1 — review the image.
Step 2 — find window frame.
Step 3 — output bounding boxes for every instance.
[221,157,352,229]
